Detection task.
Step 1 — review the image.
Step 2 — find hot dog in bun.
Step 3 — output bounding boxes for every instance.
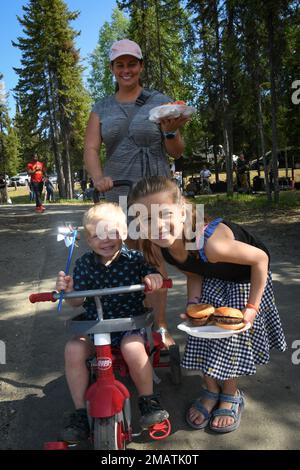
[186,303,215,326]
[212,307,245,330]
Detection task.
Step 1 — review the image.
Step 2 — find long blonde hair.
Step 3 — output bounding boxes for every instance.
[128,176,207,266]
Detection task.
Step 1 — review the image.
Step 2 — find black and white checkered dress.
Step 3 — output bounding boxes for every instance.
[181,271,287,380]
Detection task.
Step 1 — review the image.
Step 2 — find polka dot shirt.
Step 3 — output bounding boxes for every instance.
[72,245,158,321]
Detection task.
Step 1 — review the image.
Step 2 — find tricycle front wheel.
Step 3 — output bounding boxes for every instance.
[93,413,126,450]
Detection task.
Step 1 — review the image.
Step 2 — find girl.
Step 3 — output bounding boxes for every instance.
[128,176,286,433]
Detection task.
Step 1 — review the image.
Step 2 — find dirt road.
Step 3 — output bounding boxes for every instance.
[0,204,299,450]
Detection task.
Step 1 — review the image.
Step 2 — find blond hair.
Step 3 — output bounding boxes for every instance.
[83,202,127,237]
[128,176,209,266]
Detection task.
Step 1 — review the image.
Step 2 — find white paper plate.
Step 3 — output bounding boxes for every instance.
[177,321,252,339]
[149,104,196,123]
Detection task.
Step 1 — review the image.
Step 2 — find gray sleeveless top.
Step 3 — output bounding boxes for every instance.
[92,90,172,202]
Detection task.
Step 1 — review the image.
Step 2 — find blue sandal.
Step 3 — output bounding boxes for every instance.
[186,389,220,430]
[209,390,245,433]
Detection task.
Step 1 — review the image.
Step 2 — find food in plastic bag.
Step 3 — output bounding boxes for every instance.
[149,101,196,123]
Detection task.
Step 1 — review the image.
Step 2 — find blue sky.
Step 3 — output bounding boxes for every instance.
[0,0,117,116]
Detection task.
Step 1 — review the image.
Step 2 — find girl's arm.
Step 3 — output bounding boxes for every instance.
[83,112,113,192]
[183,271,203,303]
[205,224,269,323]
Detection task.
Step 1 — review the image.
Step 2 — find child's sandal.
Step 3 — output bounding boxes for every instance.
[209,389,245,433]
[186,389,220,430]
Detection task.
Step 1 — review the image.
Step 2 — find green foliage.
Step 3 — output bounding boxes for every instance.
[117,0,196,101]
[0,76,21,175]
[87,8,129,101]
[13,0,91,197]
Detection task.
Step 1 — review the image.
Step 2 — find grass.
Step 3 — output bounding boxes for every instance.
[194,190,300,222]
[6,183,300,223]
[7,185,91,205]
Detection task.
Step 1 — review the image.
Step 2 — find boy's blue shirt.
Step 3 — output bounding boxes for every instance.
[73,244,158,320]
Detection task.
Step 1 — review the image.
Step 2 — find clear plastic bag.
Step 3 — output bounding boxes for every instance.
[149,104,196,123]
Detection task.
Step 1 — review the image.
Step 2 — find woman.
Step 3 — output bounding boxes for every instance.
[84,39,189,346]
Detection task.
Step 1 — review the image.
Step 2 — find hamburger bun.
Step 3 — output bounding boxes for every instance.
[186,303,215,319]
[186,303,215,327]
[214,307,244,319]
[212,306,245,330]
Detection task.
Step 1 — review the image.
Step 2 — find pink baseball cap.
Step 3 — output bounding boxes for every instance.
[109,39,143,62]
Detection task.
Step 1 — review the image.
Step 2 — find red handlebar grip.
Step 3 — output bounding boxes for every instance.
[29,292,57,303]
[162,279,173,289]
[144,278,173,292]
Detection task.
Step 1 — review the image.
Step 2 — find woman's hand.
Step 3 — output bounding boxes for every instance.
[93,176,114,193]
[160,116,190,133]
[56,271,73,293]
[242,307,257,326]
[144,273,163,292]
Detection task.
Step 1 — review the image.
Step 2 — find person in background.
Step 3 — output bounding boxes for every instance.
[44,176,55,202]
[200,165,212,193]
[236,153,249,193]
[26,154,46,212]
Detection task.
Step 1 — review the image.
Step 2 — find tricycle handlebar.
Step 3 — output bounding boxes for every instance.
[93,179,133,203]
[29,279,173,304]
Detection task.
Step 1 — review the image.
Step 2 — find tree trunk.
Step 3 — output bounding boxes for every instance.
[45,67,66,198]
[60,113,74,199]
[154,0,163,91]
[267,9,280,203]
[213,142,220,183]
[213,0,233,196]
[257,84,272,201]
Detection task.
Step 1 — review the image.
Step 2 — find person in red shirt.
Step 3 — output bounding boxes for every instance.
[27,154,46,212]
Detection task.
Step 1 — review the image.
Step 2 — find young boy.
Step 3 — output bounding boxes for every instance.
[56,202,168,442]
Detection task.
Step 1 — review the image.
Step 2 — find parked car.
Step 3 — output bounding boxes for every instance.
[10,175,21,186]
[18,172,30,185]
[10,172,29,186]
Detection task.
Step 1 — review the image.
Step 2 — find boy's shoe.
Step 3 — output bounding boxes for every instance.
[40,205,46,211]
[35,206,43,213]
[60,409,90,443]
[138,394,169,428]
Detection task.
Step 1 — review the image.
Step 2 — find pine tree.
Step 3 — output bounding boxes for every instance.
[0,76,10,180]
[0,75,21,202]
[13,0,90,198]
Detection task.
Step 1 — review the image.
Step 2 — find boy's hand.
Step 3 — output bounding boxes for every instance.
[144,273,163,292]
[56,270,74,293]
